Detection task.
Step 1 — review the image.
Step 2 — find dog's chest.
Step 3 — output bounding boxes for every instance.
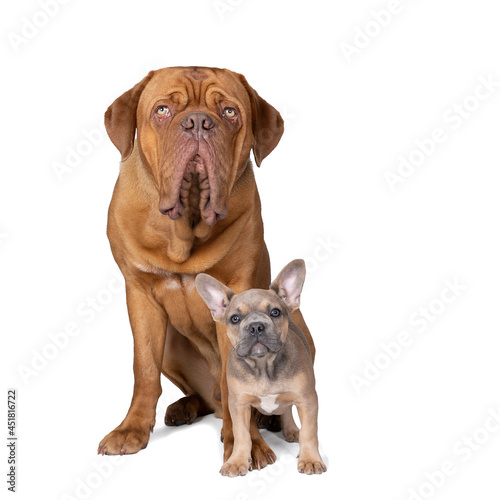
[137,264,196,295]
[138,264,214,336]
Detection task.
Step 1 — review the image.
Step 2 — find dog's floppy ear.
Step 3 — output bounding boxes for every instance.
[195,274,235,323]
[270,259,306,312]
[104,71,155,161]
[239,74,284,167]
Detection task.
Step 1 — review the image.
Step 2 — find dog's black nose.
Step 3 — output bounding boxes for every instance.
[181,113,214,133]
[249,322,265,336]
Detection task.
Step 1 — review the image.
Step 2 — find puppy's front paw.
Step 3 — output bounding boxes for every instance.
[220,457,252,477]
[297,456,327,475]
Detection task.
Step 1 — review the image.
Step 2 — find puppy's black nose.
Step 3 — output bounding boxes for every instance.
[249,322,265,336]
[181,113,214,133]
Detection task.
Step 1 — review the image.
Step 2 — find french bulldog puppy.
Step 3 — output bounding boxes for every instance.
[195,259,326,477]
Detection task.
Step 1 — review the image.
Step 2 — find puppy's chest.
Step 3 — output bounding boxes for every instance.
[257,394,281,414]
[233,377,300,416]
[245,390,298,416]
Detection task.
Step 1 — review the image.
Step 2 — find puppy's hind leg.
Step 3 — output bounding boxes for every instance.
[281,407,300,443]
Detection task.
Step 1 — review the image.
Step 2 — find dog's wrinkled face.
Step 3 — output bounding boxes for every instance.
[138,67,250,225]
[105,66,284,227]
[195,259,306,360]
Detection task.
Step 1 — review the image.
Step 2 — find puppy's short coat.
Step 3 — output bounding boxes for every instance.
[196,259,326,476]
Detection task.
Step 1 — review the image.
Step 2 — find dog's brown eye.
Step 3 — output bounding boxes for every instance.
[270,308,281,318]
[223,108,236,119]
[156,106,170,117]
[230,315,241,324]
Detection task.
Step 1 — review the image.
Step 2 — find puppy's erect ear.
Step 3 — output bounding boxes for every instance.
[238,74,284,167]
[270,259,306,312]
[195,274,235,323]
[104,71,155,161]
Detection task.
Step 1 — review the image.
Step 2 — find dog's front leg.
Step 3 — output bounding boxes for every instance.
[216,322,276,470]
[98,283,167,455]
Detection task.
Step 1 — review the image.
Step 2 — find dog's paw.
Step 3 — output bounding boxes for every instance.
[164,395,211,426]
[97,424,151,455]
[255,412,282,432]
[220,457,252,477]
[251,439,276,470]
[283,428,299,443]
[297,456,327,475]
[222,429,275,470]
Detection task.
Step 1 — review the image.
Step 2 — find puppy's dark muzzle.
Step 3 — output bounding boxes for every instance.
[235,320,283,359]
[248,322,265,337]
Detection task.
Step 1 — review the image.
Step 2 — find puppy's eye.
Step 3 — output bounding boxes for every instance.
[223,108,236,119]
[230,315,241,324]
[156,106,170,117]
[270,308,281,318]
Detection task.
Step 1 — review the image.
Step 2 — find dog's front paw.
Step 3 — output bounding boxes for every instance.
[224,435,275,470]
[97,423,151,455]
[297,456,327,475]
[251,438,276,470]
[220,457,252,477]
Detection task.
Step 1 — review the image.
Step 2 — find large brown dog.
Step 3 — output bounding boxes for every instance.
[97,66,315,469]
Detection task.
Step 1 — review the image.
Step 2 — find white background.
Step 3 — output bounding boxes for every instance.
[2,0,500,499]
